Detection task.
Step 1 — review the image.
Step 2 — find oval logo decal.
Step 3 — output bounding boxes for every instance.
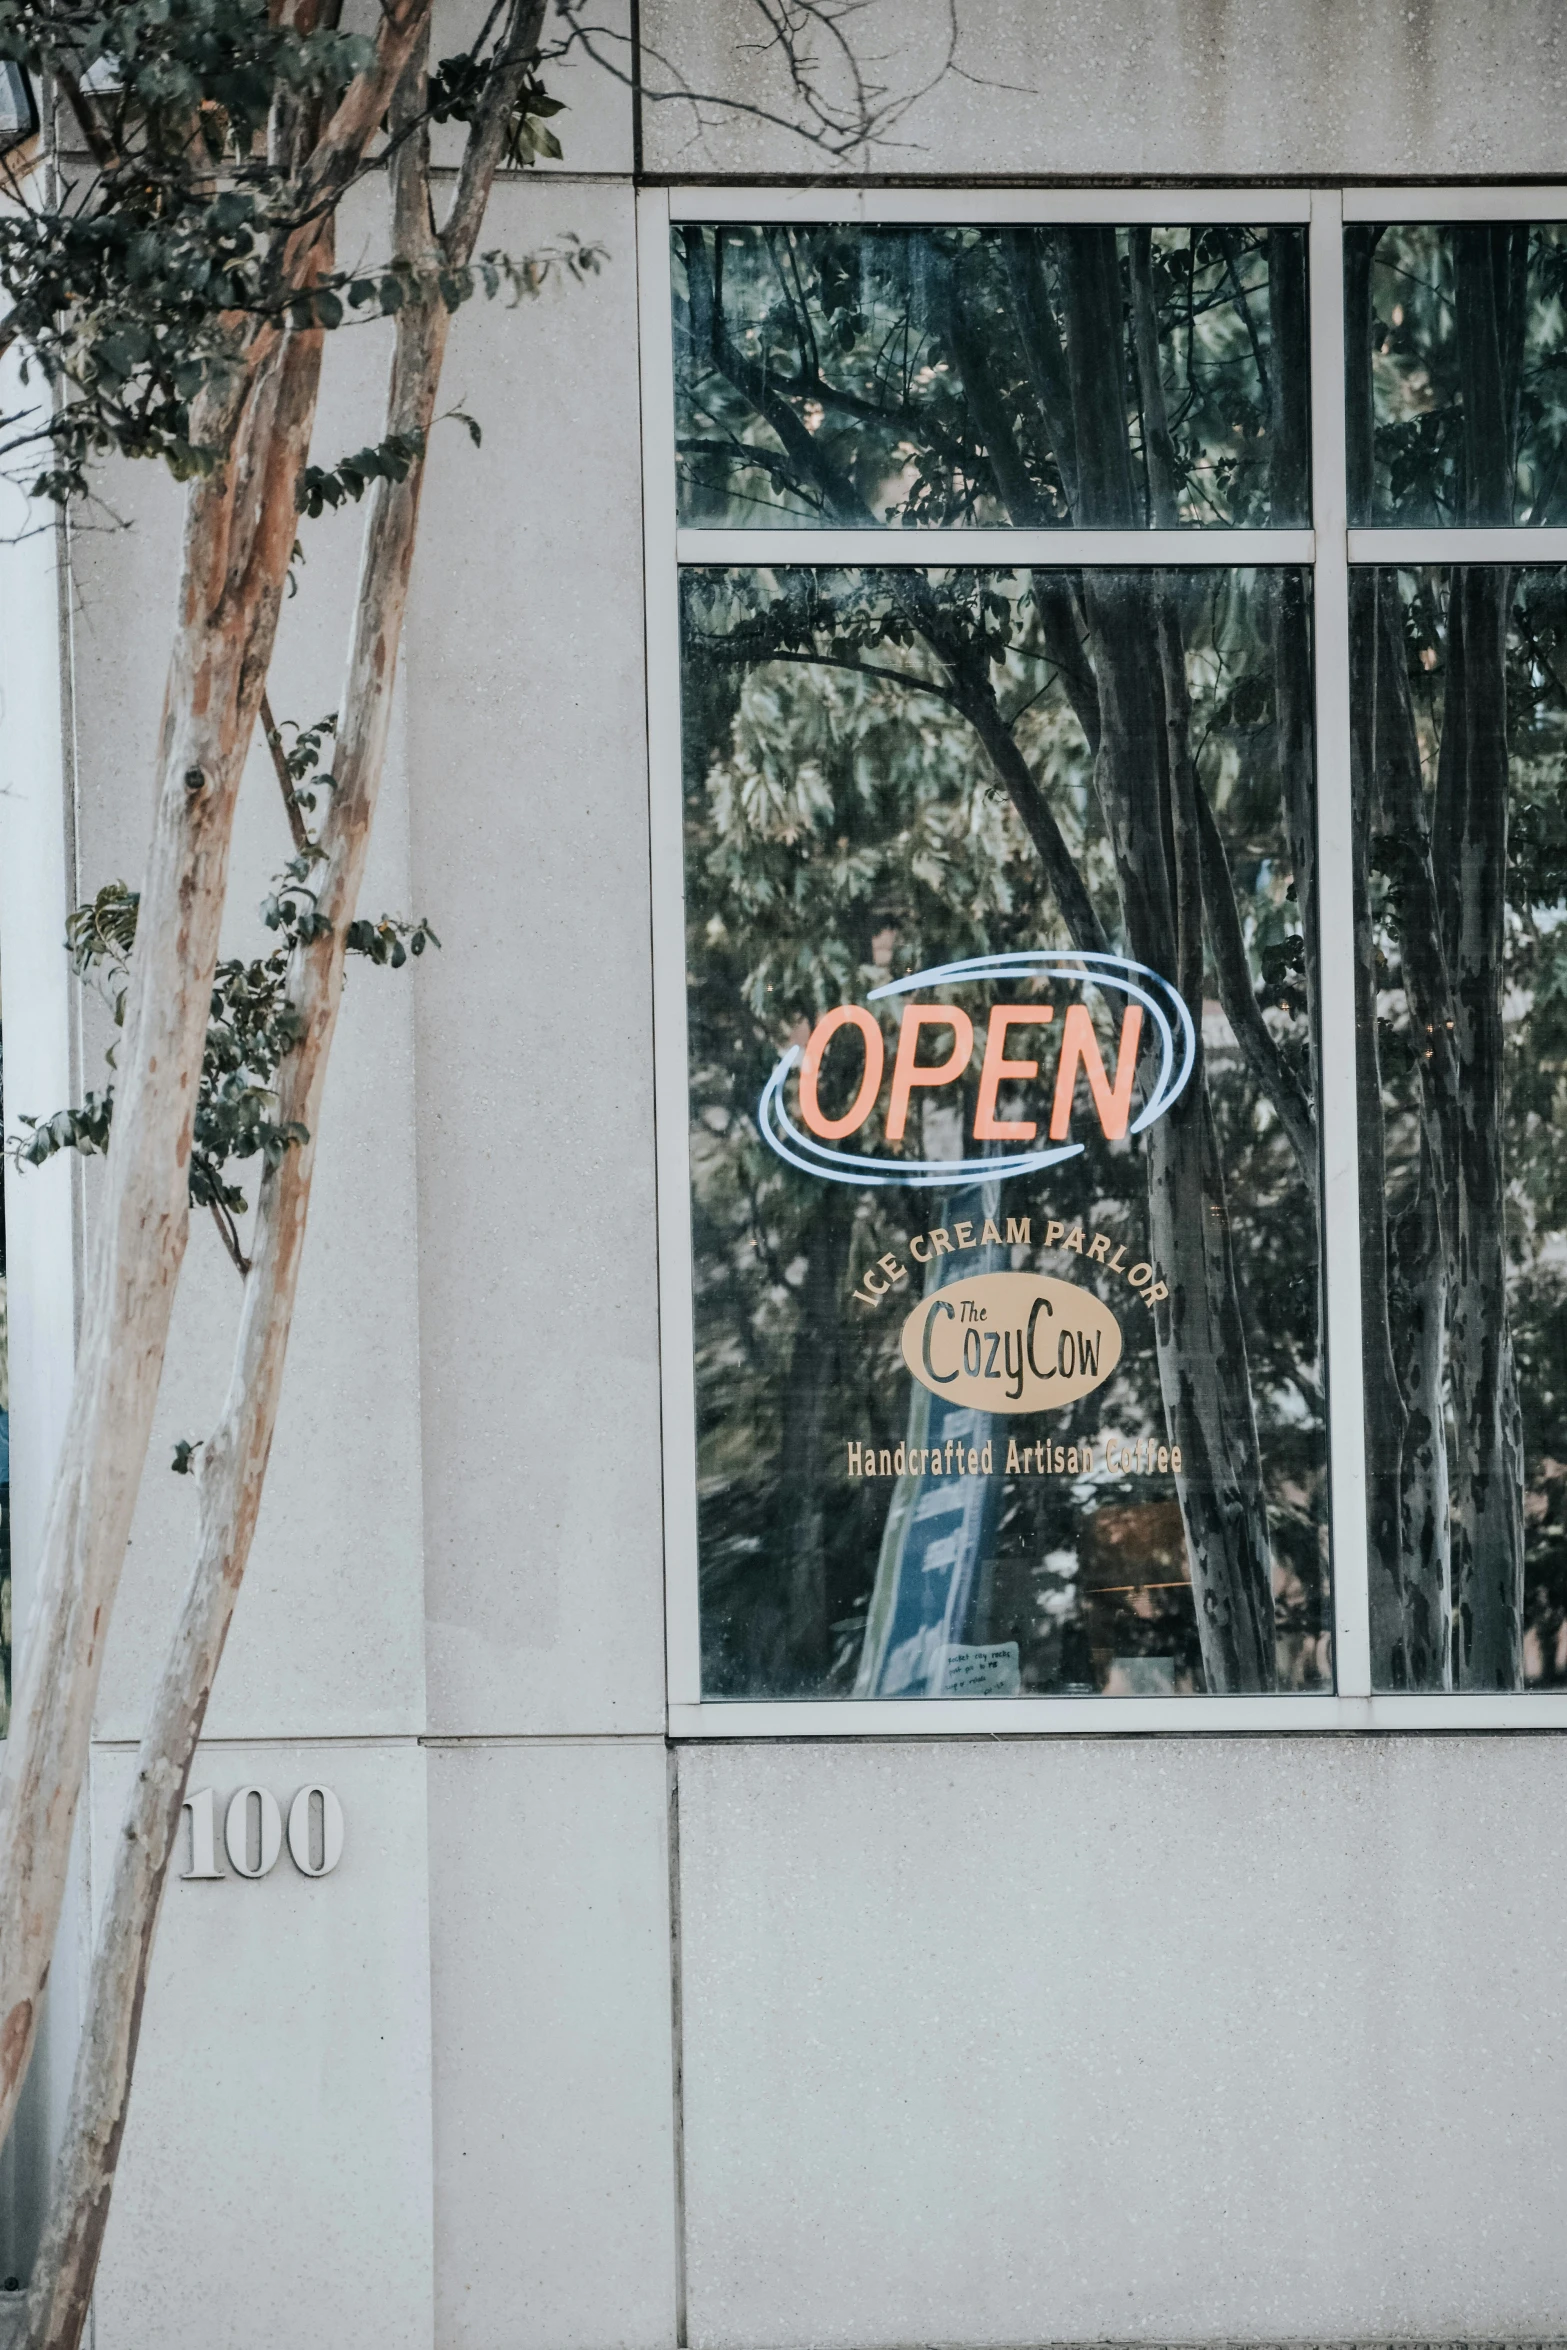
[900,1273,1122,1414]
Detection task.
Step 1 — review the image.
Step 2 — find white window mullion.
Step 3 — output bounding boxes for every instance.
[675,528,1315,571]
[668,188,1316,229]
[1350,526,1567,564]
[638,185,705,1716]
[1309,188,1374,1699]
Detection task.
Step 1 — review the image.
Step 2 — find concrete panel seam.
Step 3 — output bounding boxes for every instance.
[667,1743,687,2350]
[420,1732,670,1748]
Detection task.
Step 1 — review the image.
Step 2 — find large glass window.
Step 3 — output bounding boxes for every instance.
[674,223,1309,531]
[666,210,1325,1707]
[656,194,1567,1721]
[1353,566,1567,1690]
[683,563,1326,1699]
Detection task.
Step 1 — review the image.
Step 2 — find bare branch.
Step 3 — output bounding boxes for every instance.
[1193,780,1317,1190]
[441,0,549,270]
[259,692,311,854]
[552,0,969,157]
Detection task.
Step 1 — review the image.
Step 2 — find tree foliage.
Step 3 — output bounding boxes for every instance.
[0,0,594,502]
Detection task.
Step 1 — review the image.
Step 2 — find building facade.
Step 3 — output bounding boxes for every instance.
[4,3,1567,2343]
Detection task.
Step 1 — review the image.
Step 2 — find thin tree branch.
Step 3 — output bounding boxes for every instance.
[1192,781,1317,1189]
[259,692,310,854]
[440,0,549,269]
[295,0,428,224]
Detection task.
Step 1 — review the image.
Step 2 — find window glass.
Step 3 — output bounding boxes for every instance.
[673,224,1311,532]
[1355,564,1567,1691]
[680,564,1328,1699]
[1349,223,1567,526]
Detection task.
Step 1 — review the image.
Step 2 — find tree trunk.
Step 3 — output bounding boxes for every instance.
[1438,567,1522,1686]
[1350,571,1413,1682]
[1433,230,1525,1685]
[17,10,545,2332]
[0,309,326,2147]
[1390,1131,1450,1683]
[1367,571,1456,1684]
[0,0,431,2162]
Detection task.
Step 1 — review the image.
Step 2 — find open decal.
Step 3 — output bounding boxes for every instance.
[756,950,1197,1189]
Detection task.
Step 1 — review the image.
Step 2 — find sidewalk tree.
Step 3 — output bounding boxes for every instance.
[0,5,931,2344]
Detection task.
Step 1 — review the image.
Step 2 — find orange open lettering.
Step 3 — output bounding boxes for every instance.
[798,1005,885,1140]
[974,1005,1054,1141]
[1048,1003,1143,1142]
[795,996,1147,1149]
[885,1004,975,1140]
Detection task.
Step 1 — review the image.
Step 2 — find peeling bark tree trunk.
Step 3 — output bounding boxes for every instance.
[0,0,430,2160]
[18,10,545,2338]
[0,312,326,2145]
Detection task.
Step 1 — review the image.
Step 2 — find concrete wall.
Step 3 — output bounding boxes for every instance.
[639,0,1567,181]
[4,4,1562,2347]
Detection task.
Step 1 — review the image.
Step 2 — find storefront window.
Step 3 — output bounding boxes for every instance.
[668,214,1325,1704]
[657,195,1567,1720]
[682,562,1326,1698]
[1353,563,1567,1690]
[673,223,1309,531]
[1351,223,1567,527]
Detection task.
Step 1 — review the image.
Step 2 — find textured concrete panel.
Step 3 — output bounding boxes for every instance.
[428,1739,678,2350]
[90,1741,434,2350]
[408,178,665,1736]
[431,0,634,175]
[678,1735,1567,2347]
[70,234,429,1743]
[641,0,1567,180]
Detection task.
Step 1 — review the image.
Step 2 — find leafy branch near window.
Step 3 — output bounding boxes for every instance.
[11,819,438,1276]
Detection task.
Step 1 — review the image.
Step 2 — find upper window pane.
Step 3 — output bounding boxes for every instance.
[1350,222,1567,526]
[673,224,1311,532]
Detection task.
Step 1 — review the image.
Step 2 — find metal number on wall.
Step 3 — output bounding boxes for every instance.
[180,1785,344,1880]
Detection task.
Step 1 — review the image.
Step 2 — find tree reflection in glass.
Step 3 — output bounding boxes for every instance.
[1355,563,1567,1691]
[1351,221,1567,526]
[673,222,1310,531]
[682,564,1328,1699]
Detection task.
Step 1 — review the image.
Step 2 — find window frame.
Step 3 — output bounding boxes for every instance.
[638,180,1567,1737]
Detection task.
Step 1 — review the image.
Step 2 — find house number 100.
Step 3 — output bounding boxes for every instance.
[180,1786,344,1880]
